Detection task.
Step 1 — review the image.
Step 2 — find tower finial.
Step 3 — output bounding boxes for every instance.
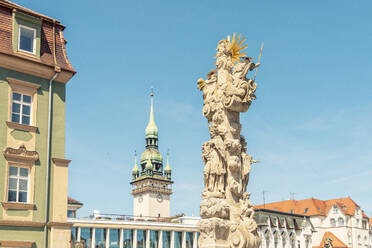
[145,86,158,139]
[150,85,154,97]
[164,148,172,179]
[134,150,137,165]
[167,149,170,164]
[132,150,140,178]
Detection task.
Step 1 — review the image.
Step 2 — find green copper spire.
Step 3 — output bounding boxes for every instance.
[139,87,164,178]
[145,86,158,139]
[164,150,172,180]
[132,151,139,179]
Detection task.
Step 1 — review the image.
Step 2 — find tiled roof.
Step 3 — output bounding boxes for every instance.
[0,0,60,24]
[254,197,367,218]
[68,197,83,206]
[313,232,348,248]
[0,0,75,74]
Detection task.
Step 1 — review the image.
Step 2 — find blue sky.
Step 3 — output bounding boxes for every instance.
[15,0,372,217]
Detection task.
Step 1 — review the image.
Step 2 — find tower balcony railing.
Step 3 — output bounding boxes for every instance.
[131,185,172,195]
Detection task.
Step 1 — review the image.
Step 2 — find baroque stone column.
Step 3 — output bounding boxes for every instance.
[197,34,261,248]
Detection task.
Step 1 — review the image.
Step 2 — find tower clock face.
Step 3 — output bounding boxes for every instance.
[138,196,143,203]
[156,194,163,203]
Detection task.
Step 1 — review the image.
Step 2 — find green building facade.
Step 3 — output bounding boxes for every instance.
[0,1,75,247]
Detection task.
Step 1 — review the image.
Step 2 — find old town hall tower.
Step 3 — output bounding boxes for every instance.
[130,90,173,217]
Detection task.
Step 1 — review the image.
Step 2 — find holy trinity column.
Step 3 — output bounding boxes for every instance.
[197,34,263,248]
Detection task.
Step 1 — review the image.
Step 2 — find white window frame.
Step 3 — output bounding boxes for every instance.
[11,91,33,126]
[7,166,30,203]
[18,24,36,55]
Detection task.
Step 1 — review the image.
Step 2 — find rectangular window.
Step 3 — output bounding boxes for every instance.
[18,25,36,54]
[68,210,75,218]
[162,231,171,248]
[123,229,133,248]
[80,228,92,248]
[174,232,182,248]
[362,221,367,230]
[137,230,146,248]
[8,166,29,203]
[196,233,199,248]
[186,232,194,248]
[109,229,120,248]
[95,228,107,248]
[11,92,32,125]
[71,227,78,247]
[150,230,159,248]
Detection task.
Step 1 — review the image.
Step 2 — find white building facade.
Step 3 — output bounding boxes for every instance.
[255,197,371,248]
[69,209,314,248]
[254,209,314,248]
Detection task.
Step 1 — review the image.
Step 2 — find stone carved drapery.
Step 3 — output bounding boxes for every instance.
[198,35,261,248]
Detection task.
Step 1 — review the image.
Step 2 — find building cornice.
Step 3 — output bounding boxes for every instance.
[68,218,198,231]
[131,176,173,185]
[0,52,75,83]
[52,158,71,167]
[47,221,73,228]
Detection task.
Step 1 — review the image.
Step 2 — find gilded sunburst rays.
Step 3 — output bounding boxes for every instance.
[227,33,248,63]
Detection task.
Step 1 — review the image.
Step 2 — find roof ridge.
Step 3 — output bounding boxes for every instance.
[0,0,61,24]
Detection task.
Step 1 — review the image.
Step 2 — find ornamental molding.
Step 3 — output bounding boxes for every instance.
[3,144,39,162]
[131,186,172,196]
[0,220,44,227]
[131,176,173,185]
[0,240,34,248]
[1,202,35,210]
[6,121,38,133]
[6,77,41,94]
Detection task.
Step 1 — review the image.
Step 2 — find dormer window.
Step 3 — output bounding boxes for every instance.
[333,205,338,214]
[18,25,36,54]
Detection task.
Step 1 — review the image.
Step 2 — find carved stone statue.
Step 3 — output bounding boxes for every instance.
[324,237,333,248]
[198,34,262,248]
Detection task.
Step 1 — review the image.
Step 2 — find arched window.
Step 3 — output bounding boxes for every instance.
[291,239,296,248]
[338,217,344,226]
[330,218,336,227]
[266,237,270,248]
[358,235,361,244]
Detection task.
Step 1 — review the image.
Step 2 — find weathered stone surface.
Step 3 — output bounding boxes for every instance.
[198,34,261,248]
